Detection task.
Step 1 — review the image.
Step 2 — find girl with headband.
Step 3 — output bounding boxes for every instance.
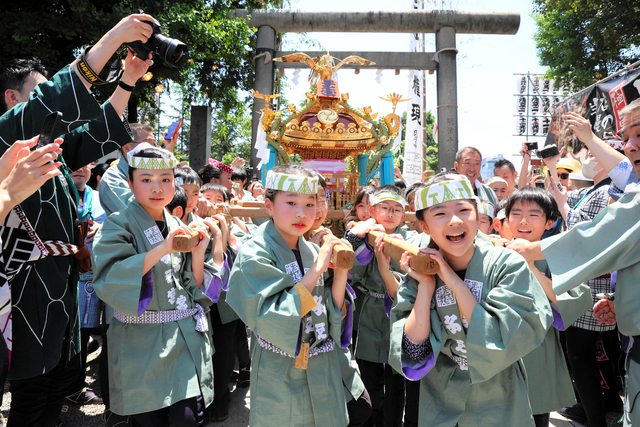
[226,164,355,426]
[92,146,223,425]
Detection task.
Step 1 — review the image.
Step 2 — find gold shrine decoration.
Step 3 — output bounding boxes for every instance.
[273,52,376,81]
[379,93,411,114]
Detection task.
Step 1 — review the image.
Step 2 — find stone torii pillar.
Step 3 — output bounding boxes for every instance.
[233,9,520,172]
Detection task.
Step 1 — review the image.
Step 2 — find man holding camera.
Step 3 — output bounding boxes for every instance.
[0,14,155,427]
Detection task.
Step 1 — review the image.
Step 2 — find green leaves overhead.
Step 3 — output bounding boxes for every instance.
[533,0,640,90]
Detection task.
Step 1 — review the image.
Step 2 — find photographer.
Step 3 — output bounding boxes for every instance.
[0,14,156,427]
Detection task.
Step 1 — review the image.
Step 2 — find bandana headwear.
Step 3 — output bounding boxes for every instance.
[414,177,475,211]
[208,158,234,175]
[265,171,318,194]
[605,139,625,151]
[369,192,407,209]
[485,176,508,187]
[496,209,506,220]
[175,176,200,188]
[127,145,177,170]
[478,201,495,219]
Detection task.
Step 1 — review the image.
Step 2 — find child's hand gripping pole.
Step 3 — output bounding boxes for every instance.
[309,228,354,270]
[366,230,439,275]
[172,218,219,251]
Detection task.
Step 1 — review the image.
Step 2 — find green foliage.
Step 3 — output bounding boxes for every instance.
[533,0,640,90]
[2,0,278,113]
[395,110,437,172]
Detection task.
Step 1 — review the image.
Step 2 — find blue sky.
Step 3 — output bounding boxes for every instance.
[278,0,548,162]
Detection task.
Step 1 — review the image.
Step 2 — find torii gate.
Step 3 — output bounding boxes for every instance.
[192,9,519,179]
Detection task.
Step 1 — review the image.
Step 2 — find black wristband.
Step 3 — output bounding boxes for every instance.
[118,80,135,92]
[344,230,365,251]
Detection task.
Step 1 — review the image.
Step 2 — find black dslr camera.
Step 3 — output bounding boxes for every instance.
[125,15,187,68]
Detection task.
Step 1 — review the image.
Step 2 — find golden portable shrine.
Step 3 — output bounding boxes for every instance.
[253,52,407,216]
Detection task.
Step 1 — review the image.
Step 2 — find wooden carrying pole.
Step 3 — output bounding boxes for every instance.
[225,201,418,222]
[309,229,354,269]
[367,230,438,275]
[172,218,220,251]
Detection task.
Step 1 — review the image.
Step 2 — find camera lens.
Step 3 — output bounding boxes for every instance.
[149,34,188,68]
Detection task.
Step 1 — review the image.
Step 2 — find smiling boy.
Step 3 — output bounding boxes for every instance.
[505,187,591,427]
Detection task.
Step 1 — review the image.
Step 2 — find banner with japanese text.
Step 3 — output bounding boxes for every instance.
[402,0,424,184]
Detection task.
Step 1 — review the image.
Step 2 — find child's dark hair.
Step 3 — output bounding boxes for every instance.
[197,164,221,184]
[415,173,478,221]
[405,182,426,203]
[201,183,231,202]
[87,162,110,191]
[128,147,175,181]
[167,185,187,214]
[505,187,559,222]
[394,180,407,191]
[307,169,327,190]
[354,186,374,206]
[231,167,248,185]
[264,165,316,202]
[175,166,202,187]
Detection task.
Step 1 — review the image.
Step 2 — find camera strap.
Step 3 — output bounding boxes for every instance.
[76,47,123,86]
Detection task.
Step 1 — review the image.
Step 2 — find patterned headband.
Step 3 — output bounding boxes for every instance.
[175,176,200,188]
[265,171,318,194]
[414,177,474,211]
[369,192,407,208]
[208,158,233,175]
[478,201,495,218]
[485,176,508,187]
[128,145,177,170]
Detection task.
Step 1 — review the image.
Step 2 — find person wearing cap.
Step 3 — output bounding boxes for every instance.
[554,157,582,191]
[388,173,553,426]
[92,145,223,424]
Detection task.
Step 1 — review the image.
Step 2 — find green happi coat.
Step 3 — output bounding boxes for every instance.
[92,200,219,415]
[539,186,640,426]
[227,221,353,427]
[522,259,591,414]
[99,157,133,216]
[0,66,132,378]
[389,233,554,427]
[351,225,428,363]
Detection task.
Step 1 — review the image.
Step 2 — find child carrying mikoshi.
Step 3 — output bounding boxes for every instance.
[504,187,592,427]
[226,165,355,426]
[92,146,223,424]
[345,185,429,427]
[303,170,372,425]
[389,173,554,427]
[477,199,495,235]
[175,166,204,224]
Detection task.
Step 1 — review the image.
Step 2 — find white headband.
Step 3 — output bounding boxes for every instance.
[369,192,406,208]
[265,171,318,194]
[414,177,475,211]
